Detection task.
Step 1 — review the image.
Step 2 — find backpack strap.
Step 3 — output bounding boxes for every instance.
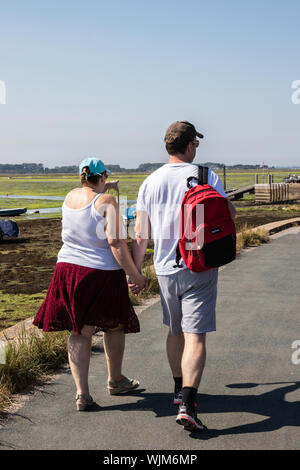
[197,165,209,185]
[178,165,209,268]
[173,242,184,268]
[187,165,209,188]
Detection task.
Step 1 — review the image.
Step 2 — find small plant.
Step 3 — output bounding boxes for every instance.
[237,224,269,251]
[0,328,69,415]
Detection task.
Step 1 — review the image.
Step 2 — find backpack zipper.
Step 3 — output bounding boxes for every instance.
[185,188,214,201]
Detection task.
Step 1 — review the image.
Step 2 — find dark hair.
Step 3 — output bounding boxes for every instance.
[80,166,102,185]
[165,136,192,155]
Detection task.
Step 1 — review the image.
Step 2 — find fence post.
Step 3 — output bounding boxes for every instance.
[255,174,259,184]
[223,165,226,191]
[268,174,272,184]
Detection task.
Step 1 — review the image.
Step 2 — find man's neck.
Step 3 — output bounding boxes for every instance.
[168,154,190,164]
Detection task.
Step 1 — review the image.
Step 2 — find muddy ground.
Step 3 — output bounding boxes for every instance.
[1,207,300,297]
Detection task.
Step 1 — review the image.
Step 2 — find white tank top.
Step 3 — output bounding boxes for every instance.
[57,192,122,271]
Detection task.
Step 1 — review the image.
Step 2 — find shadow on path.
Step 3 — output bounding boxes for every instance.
[98,381,300,439]
[190,381,300,440]
[1,381,299,447]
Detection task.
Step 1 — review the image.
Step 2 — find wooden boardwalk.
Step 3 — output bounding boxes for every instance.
[226,185,255,200]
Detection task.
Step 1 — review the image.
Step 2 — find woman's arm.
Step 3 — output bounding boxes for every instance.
[95,194,147,291]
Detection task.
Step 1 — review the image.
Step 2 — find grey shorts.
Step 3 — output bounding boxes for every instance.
[157,268,218,335]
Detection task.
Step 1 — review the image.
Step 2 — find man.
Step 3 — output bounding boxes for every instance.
[131,121,236,431]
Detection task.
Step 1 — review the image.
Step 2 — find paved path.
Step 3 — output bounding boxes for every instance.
[1,229,300,450]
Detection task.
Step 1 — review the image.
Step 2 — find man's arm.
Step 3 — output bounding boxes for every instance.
[132,210,151,272]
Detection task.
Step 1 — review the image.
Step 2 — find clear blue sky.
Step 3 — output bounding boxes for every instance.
[0,0,299,168]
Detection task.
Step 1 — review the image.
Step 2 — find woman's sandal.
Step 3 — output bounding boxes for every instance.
[107,377,140,395]
[76,393,95,411]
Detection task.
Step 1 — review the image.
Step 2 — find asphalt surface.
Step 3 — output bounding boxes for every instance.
[0,228,300,450]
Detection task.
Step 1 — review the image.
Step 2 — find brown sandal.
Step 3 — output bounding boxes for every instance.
[107,377,140,395]
[76,394,95,411]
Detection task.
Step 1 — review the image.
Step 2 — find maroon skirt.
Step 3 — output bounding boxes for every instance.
[33,262,140,335]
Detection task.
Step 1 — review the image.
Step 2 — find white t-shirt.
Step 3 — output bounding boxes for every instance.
[136,163,227,275]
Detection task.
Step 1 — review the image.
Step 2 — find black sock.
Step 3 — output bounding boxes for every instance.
[182,386,197,413]
[173,377,182,394]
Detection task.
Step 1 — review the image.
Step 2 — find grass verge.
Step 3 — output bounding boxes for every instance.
[236,224,270,252]
[0,328,69,415]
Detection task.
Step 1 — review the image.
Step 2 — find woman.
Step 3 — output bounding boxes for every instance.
[33,157,147,411]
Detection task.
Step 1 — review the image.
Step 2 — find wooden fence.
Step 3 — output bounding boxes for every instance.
[255,183,300,203]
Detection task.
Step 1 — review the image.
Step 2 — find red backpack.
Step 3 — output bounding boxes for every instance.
[174,165,236,272]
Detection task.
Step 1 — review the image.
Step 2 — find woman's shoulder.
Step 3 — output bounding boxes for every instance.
[95,193,117,208]
[64,188,82,204]
[64,188,99,209]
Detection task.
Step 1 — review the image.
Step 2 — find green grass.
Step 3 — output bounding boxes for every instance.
[0,198,63,210]
[0,180,80,197]
[214,169,296,190]
[0,173,147,200]
[0,292,47,331]
[236,203,300,213]
[18,213,63,220]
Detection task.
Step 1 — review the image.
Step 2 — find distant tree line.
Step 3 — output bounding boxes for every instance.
[0,163,45,173]
[0,162,166,174]
[228,164,266,170]
[0,162,273,174]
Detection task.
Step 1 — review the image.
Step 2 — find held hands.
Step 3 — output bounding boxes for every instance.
[128,273,148,296]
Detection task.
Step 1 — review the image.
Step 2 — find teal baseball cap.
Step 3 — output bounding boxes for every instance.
[79,157,111,176]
